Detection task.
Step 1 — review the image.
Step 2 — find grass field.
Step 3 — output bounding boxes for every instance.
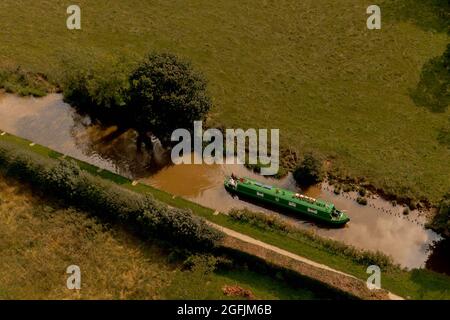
[0,0,449,203]
[0,175,327,300]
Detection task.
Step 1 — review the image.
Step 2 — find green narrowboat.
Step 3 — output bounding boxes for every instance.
[224,175,350,226]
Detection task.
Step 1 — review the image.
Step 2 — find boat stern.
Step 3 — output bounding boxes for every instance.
[330,209,350,226]
[333,210,350,226]
[224,176,238,192]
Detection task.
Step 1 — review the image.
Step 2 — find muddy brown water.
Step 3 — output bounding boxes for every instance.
[0,93,448,273]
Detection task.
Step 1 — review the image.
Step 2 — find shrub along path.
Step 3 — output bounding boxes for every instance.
[209,221,403,300]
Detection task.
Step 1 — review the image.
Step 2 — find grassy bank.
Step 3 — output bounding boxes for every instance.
[0,176,328,299]
[0,68,56,97]
[428,195,450,237]
[228,208,394,268]
[0,0,449,204]
[1,130,449,299]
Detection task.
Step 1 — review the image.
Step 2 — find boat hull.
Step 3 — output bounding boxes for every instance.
[225,179,349,227]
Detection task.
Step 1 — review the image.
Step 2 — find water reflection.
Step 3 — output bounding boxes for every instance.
[145,163,442,269]
[0,92,447,272]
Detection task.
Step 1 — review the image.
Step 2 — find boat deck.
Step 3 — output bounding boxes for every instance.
[237,178,334,213]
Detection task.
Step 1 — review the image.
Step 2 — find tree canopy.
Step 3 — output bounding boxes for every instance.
[63,52,212,147]
[128,53,212,144]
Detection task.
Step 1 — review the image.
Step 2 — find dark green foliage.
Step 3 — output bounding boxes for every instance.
[430,193,450,235]
[411,43,450,113]
[245,159,287,178]
[293,153,324,187]
[0,140,222,250]
[437,198,450,232]
[182,254,219,273]
[0,68,53,97]
[62,52,212,145]
[229,209,290,233]
[342,184,352,193]
[229,209,395,268]
[128,52,212,144]
[408,200,418,210]
[358,187,367,197]
[356,197,368,206]
[62,66,130,123]
[333,185,341,195]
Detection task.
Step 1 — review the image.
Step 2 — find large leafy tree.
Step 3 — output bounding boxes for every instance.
[128,52,212,145]
[63,52,212,150]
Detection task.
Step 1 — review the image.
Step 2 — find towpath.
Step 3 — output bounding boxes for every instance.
[208,221,404,300]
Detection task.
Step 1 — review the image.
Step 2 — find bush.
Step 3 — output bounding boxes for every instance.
[182,254,219,274]
[356,196,368,206]
[245,160,287,178]
[228,208,395,268]
[293,153,324,187]
[0,140,223,250]
[333,185,341,195]
[408,200,418,210]
[62,66,130,123]
[342,184,352,193]
[229,209,290,233]
[429,193,450,236]
[62,52,212,146]
[358,187,367,197]
[128,52,212,144]
[0,68,53,97]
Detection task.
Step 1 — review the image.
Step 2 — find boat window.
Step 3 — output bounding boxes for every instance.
[331,209,341,218]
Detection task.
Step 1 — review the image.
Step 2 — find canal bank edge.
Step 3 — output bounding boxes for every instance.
[210,222,403,300]
[0,129,449,299]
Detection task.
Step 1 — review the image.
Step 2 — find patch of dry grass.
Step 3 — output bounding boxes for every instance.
[0,177,174,299]
[0,176,321,299]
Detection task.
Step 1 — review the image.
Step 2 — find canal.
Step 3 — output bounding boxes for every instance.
[0,92,448,273]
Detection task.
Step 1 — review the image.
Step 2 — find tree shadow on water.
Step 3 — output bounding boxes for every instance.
[70,121,173,180]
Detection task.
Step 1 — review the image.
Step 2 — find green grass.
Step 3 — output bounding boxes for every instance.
[0,175,326,300]
[0,68,54,97]
[0,0,449,203]
[1,130,450,299]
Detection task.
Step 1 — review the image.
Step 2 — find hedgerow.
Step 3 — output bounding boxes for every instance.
[0,68,54,97]
[229,208,396,269]
[0,140,223,250]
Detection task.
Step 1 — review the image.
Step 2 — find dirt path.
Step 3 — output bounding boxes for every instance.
[208,221,404,300]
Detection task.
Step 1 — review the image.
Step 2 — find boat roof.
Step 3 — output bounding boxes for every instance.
[241,177,335,213]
